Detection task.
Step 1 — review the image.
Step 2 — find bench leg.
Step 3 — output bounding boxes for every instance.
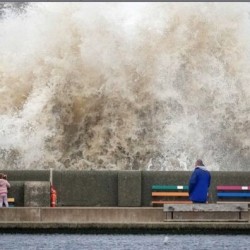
[165,212,173,221]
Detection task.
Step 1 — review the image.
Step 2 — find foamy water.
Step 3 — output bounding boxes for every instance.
[0,3,250,170]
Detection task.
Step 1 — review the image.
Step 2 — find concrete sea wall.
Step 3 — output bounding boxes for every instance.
[0,207,249,233]
[1,170,250,207]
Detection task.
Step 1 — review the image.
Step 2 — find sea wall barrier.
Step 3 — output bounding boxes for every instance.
[0,207,249,233]
[0,207,164,223]
[1,170,250,207]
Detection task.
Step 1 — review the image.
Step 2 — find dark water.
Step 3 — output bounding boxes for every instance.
[0,234,249,250]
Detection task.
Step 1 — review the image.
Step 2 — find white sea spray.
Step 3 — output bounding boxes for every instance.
[0,2,249,170]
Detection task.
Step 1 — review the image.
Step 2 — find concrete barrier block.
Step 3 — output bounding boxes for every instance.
[1,170,250,208]
[60,171,118,206]
[24,181,50,207]
[8,181,24,206]
[118,171,141,207]
[0,170,50,181]
[210,171,250,202]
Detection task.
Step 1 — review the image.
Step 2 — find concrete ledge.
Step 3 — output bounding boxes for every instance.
[0,222,250,235]
[41,207,164,223]
[0,207,164,223]
[0,207,249,234]
[0,207,249,223]
[1,222,250,228]
[0,208,41,222]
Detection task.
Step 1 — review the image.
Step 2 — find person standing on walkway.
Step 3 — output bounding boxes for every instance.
[0,173,11,207]
[188,159,211,203]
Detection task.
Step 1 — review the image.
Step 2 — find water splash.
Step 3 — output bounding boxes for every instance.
[0,2,250,170]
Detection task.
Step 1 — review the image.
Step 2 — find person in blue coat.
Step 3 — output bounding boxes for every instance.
[188,159,211,203]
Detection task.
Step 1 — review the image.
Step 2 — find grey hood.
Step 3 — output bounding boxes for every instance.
[197,165,209,171]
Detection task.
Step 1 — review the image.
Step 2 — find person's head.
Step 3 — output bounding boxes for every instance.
[195,159,204,167]
[3,174,7,180]
[0,173,3,179]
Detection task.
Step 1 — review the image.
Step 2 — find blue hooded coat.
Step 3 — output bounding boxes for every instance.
[188,166,211,203]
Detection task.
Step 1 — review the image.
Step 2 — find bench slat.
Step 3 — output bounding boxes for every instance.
[164,203,248,212]
[217,186,250,191]
[164,219,248,222]
[152,192,189,197]
[7,198,15,203]
[217,192,250,198]
[152,185,188,191]
[217,201,250,204]
[152,200,192,204]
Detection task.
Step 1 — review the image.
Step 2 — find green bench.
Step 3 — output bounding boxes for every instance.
[151,185,192,206]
